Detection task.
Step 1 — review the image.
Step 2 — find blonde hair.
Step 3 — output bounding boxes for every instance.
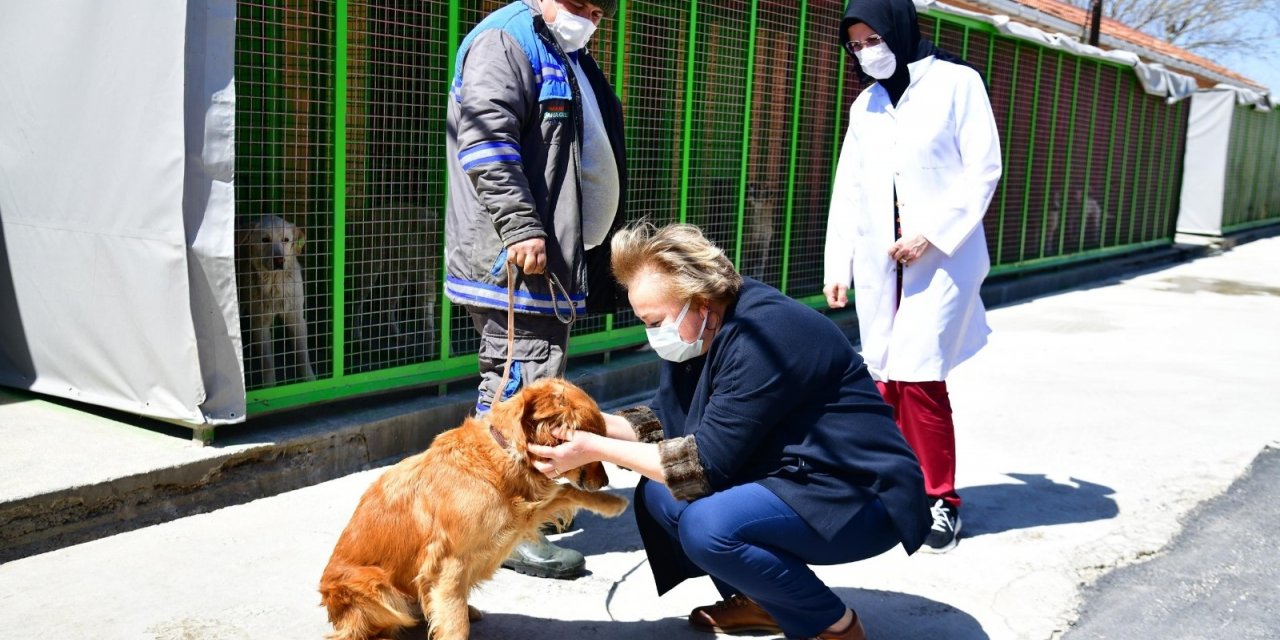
[610,222,743,304]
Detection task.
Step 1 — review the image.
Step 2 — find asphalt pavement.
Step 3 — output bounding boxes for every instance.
[0,234,1277,639]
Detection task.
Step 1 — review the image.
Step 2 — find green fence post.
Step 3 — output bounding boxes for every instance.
[1053,52,1073,257]
[332,0,348,378]
[1100,69,1120,248]
[1080,60,1101,253]
[986,28,995,79]
[734,0,761,268]
[614,0,628,88]
[1251,109,1270,221]
[995,40,1018,265]
[1149,102,1171,240]
[1017,46,1043,263]
[678,0,699,224]
[780,0,808,295]
[605,0,629,338]
[1114,85,1134,247]
[1152,99,1172,240]
[1159,100,1185,236]
[1127,94,1148,244]
[1260,113,1278,220]
[439,0,462,360]
[1035,50,1062,260]
[831,51,846,188]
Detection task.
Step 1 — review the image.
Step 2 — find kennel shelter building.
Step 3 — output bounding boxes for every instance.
[1,0,1276,441]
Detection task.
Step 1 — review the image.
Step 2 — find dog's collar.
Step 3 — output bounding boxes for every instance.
[489,424,509,450]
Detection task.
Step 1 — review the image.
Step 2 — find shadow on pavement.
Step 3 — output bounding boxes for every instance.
[962,473,1118,537]
[467,615,699,639]
[561,473,1116,558]
[837,587,990,640]
[457,588,988,639]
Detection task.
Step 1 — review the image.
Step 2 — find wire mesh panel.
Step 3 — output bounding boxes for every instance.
[1023,49,1057,262]
[1259,111,1280,224]
[786,0,846,297]
[343,1,448,375]
[918,13,937,40]
[984,34,1016,266]
[235,1,335,391]
[1246,108,1264,223]
[449,2,511,358]
[1037,52,1070,259]
[936,19,964,59]
[1159,99,1190,238]
[1222,104,1249,228]
[611,2,692,330]
[1003,43,1039,264]
[742,1,799,289]
[1098,66,1126,248]
[682,1,750,259]
[966,28,992,74]
[1141,98,1172,240]
[230,1,1211,410]
[620,2,689,232]
[1079,60,1110,252]
[1055,57,1087,256]
[1222,106,1279,228]
[1113,78,1140,245]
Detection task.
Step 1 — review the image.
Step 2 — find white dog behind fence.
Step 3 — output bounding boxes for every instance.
[236,214,317,386]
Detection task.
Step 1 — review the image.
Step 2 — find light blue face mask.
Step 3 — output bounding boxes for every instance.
[645,300,708,363]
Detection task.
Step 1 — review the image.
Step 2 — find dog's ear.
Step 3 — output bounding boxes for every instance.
[292,224,307,254]
[527,385,561,448]
[526,379,603,444]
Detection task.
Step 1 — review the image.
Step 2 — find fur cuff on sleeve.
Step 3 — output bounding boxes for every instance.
[618,405,664,444]
[658,436,712,501]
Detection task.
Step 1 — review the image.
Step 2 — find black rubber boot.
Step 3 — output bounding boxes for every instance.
[501,533,586,579]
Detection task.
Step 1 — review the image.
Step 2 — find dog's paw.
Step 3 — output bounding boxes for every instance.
[591,493,630,518]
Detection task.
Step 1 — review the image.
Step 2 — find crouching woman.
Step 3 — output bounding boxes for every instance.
[528,223,931,639]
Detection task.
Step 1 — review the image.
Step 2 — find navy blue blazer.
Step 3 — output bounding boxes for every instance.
[635,278,930,594]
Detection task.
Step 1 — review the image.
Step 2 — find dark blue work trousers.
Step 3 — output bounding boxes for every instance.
[641,480,900,638]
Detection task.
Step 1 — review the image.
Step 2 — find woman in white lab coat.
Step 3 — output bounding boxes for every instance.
[823,0,1002,553]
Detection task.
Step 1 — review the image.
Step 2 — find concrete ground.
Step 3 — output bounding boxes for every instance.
[0,234,1277,639]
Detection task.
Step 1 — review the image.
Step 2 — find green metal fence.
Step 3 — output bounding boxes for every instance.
[234,0,1192,414]
[1222,104,1280,232]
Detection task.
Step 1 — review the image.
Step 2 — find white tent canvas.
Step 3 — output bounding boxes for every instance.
[0,1,244,429]
[1176,90,1237,236]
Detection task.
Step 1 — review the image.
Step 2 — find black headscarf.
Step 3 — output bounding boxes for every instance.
[839,0,980,106]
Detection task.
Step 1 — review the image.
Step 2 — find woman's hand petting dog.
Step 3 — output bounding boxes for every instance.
[528,426,598,479]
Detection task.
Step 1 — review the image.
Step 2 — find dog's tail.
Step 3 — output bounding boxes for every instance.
[319,564,417,640]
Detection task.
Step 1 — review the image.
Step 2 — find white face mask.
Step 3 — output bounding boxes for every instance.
[856,42,897,80]
[546,7,597,52]
[645,300,709,363]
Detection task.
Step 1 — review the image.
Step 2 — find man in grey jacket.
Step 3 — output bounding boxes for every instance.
[445,0,627,579]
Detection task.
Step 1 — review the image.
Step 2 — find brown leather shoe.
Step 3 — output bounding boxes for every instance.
[815,612,867,640]
[688,594,783,634]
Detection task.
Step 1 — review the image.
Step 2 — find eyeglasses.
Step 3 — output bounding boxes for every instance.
[844,34,885,54]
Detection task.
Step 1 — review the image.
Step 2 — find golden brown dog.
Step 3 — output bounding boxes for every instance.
[319,378,629,640]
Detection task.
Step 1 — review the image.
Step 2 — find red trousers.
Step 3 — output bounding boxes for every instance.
[875,380,961,509]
